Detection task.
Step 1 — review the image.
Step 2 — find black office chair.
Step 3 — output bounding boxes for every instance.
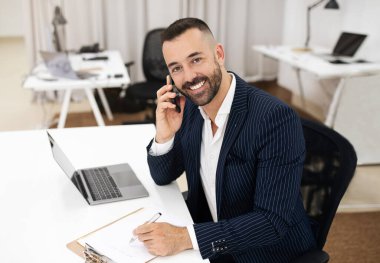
[125,28,169,122]
[293,118,357,263]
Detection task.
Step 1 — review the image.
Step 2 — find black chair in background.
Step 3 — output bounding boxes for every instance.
[125,28,169,123]
[293,118,357,263]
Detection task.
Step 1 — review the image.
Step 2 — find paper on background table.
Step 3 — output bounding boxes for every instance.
[78,207,186,263]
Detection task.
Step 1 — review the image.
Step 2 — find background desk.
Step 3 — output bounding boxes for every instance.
[252,45,380,127]
[0,124,208,262]
[333,75,380,165]
[23,51,129,128]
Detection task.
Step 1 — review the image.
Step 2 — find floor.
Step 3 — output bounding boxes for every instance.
[1,37,379,213]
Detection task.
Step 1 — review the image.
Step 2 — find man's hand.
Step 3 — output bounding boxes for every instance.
[155,75,185,143]
[133,222,193,256]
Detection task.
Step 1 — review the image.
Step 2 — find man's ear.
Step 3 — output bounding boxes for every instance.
[215,44,225,65]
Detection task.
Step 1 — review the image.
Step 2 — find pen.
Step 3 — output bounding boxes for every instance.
[129,212,162,244]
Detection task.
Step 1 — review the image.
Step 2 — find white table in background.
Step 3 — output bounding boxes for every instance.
[23,50,130,128]
[251,45,380,127]
[0,124,208,262]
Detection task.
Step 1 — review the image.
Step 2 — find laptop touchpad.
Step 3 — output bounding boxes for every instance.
[109,164,141,187]
[114,172,141,187]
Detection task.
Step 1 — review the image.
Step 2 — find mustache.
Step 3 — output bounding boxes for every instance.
[182,76,208,90]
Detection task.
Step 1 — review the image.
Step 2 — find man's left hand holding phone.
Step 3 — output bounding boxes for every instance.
[154,75,185,144]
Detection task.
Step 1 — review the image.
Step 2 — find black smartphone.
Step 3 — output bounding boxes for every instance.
[167,75,181,113]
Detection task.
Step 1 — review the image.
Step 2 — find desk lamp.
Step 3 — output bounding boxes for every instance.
[298,0,339,52]
[52,6,67,52]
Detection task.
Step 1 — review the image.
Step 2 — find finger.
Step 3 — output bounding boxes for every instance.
[138,232,154,242]
[156,85,168,98]
[143,240,154,248]
[157,91,176,104]
[156,101,177,113]
[148,247,158,256]
[134,224,154,235]
[157,75,173,99]
[156,84,173,98]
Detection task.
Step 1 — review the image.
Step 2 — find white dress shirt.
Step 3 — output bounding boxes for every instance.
[149,74,236,250]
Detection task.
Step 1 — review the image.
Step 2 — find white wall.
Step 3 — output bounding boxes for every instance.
[279,0,380,116]
[0,0,23,37]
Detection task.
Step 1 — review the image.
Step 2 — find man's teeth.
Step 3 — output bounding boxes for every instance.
[190,80,205,90]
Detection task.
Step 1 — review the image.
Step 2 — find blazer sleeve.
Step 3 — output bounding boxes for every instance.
[194,105,306,259]
[146,134,186,186]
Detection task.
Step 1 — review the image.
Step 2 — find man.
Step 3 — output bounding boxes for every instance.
[133,18,316,263]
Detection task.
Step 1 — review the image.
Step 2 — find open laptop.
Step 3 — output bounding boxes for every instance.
[40,51,98,80]
[47,131,149,205]
[315,32,367,64]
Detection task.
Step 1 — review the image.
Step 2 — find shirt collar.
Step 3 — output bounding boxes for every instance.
[199,73,236,121]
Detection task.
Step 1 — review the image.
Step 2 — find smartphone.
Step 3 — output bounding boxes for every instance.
[167,75,181,113]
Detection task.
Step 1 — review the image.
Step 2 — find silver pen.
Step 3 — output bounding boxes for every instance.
[129,212,162,244]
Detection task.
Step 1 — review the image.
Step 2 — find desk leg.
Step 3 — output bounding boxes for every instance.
[58,89,72,129]
[84,88,105,126]
[97,88,114,121]
[325,78,346,128]
[245,52,265,82]
[295,68,306,108]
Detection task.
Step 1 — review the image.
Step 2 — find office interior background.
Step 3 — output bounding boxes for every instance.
[0,0,379,261]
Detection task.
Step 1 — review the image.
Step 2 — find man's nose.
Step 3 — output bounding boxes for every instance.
[183,67,197,84]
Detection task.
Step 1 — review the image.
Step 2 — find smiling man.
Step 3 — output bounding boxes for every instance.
[133,18,316,263]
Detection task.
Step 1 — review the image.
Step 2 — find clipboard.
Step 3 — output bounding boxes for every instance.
[67,207,157,262]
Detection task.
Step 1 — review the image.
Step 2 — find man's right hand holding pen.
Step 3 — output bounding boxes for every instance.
[132,219,193,256]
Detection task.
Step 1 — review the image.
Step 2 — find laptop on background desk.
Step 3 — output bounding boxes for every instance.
[314,32,368,64]
[47,131,149,205]
[40,51,99,80]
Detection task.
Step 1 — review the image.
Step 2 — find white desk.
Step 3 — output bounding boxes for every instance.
[0,124,208,262]
[252,45,380,127]
[23,51,130,128]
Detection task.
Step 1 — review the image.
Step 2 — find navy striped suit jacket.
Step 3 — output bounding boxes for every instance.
[147,74,316,263]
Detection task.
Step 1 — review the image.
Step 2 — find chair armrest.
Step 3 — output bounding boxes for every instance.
[124,61,135,73]
[292,249,329,263]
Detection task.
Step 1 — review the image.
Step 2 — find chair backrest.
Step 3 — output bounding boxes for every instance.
[300,118,357,249]
[142,28,169,82]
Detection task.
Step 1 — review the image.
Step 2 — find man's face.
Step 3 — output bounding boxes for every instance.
[162,28,223,106]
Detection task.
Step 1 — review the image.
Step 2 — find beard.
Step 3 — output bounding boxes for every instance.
[179,59,222,106]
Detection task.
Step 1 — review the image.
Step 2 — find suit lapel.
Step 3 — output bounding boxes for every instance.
[186,107,204,203]
[216,75,248,219]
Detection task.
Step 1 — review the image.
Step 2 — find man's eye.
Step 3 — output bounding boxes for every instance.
[193,58,201,63]
[172,66,182,73]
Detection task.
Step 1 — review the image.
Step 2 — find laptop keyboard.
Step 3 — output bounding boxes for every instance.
[83,167,122,201]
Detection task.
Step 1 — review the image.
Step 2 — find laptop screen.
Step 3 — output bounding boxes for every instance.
[47,132,91,199]
[332,32,367,57]
[40,51,79,79]
[47,132,76,178]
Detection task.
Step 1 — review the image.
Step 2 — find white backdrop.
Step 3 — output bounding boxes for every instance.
[0,0,23,37]
[23,0,284,83]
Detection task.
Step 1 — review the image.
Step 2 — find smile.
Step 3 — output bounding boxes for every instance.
[189,80,205,90]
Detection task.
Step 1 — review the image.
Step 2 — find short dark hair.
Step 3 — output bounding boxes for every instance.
[161,17,213,45]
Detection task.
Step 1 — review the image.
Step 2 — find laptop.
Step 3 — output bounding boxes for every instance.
[315,32,367,64]
[47,131,149,205]
[40,51,98,80]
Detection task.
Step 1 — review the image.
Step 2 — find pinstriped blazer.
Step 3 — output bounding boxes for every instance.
[147,74,316,263]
